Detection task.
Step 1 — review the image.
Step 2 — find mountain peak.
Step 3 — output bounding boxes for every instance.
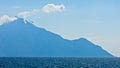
[14,17,28,24]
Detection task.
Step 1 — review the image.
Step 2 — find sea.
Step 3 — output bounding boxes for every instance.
[0,57,119,68]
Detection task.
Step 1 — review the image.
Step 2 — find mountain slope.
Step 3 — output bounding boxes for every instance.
[0,18,113,57]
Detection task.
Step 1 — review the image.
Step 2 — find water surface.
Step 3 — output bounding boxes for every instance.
[0,57,119,68]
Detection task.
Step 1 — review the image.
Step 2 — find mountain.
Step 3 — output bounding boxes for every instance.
[0,18,113,57]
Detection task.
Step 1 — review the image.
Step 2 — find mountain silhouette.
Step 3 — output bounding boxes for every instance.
[0,18,113,57]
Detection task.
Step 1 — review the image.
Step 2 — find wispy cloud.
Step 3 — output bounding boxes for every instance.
[17,9,39,19]
[17,4,65,19]
[42,4,65,13]
[0,15,17,25]
[17,11,31,20]
[17,9,39,23]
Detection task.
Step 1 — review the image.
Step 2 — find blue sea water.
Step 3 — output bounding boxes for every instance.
[0,57,119,68]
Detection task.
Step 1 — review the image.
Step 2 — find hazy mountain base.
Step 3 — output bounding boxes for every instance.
[0,18,113,57]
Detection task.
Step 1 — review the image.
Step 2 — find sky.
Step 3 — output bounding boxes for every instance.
[0,0,120,57]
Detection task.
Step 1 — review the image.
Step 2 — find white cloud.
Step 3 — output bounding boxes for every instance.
[17,9,39,23]
[17,11,31,23]
[17,11,31,20]
[0,15,17,25]
[17,9,39,20]
[42,4,65,13]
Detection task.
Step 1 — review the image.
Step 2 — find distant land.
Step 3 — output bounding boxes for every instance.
[0,18,113,57]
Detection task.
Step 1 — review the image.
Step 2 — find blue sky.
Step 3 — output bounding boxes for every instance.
[0,0,120,56]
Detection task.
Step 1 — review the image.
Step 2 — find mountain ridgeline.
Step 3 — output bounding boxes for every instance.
[0,18,113,57]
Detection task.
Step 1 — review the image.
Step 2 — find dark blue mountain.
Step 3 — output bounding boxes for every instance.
[0,18,113,57]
